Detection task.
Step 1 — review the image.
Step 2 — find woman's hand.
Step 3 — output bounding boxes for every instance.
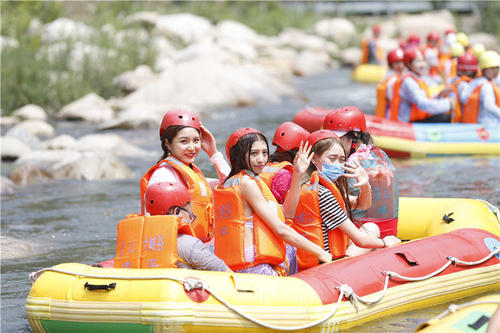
[382,235,401,247]
[318,250,332,264]
[293,141,314,175]
[342,160,369,187]
[200,124,217,157]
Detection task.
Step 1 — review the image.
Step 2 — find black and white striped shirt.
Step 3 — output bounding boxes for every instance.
[318,184,348,251]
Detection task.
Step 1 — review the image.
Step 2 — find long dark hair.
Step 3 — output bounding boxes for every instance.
[158,125,201,163]
[270,149,297,163]
[344,130,373,157]
[303,137,352,220]
[225,133,269,182]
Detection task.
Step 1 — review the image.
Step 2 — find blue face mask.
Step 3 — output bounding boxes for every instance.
[321,163,345,182]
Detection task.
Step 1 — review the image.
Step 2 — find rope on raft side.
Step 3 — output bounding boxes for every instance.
[28,247,500,331]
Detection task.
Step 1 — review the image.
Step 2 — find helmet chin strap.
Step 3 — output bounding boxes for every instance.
[349,132,360,156]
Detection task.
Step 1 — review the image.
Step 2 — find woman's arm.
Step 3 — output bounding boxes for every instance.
[241,176,332,263]
[339,219,400,248]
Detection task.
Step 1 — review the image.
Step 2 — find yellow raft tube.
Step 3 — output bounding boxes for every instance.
[351,64,387,84]
[26,198,500,333]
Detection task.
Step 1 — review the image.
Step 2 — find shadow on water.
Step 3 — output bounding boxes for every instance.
[2,67,498,332]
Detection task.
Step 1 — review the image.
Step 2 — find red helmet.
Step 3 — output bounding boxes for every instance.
[145,182,190,215]
[445,28,456,35]
[407,33,421,45]
[403,47,422,66]
[225,127,263,160]
[272,122,309,152]
[387,48,404,65]
[457,53,478,72]
[159,110,201,138]
[427,32,440,42]
[307,130,338,148]
[372,25,381,34]
[323,106,367,137]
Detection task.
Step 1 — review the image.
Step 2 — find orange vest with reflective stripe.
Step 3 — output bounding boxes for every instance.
[390,73,432,122]
[114,214,194,269]
[375,73,398,118]
[214,170,286,271]
[292,172,350,271]
[462,81,500,123]
[449,76,472,122]
[361,38,384,64]
[259,161,294,192]
[139,156,214,242]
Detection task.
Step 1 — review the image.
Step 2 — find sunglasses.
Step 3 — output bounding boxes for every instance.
[172,206,197,224]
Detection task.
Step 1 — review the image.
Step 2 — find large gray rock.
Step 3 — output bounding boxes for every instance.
[1,236,36,259]
[43,134,77,150]
[9,120,55,138]
[0,116,20,128]
[293,50,332,77]
[113,65,157,93]
[98,103,177,131]
[9,164,54,185]
[469,33,498,52]
[341,47,362,66]
[12,104,47,121]
[15,150,82,171]
[396,10,455,40]
[124,11,160,27]
[314,18,356,48]
[52,151,132,181]
[75,133,152,158]
[1,136,32,161]
[1,176,15,194]
[154,13,214,44]
[279,29,329,52]
[216,20,258,43]
[57,93,114,123]
[5,126,43,150]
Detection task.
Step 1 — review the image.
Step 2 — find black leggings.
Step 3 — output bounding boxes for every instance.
[413,113,451,123]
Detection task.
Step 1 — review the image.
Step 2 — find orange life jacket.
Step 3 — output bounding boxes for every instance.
[361,38,384,64]
[292,172,350,271]
[449,76,473,122]
[139,156,214,242]
[259,161,294,193]
[114,214,194,269]
[389,73,432,122]
[214,170,286,271]
[375,73,398,118]
[462,81,500,123]
[439,57,457,79]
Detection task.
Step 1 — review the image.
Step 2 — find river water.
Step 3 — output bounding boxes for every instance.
[2,68,499,332]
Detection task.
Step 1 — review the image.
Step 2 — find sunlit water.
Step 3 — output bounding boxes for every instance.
[2,68,499,332]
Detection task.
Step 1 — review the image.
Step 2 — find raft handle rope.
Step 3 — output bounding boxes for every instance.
[433,299,500,321]
[476,199,500,221]
[28,247,499,331]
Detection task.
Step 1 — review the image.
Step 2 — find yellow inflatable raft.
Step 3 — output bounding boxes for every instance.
[416,294,500,332]
[351,64,387,84]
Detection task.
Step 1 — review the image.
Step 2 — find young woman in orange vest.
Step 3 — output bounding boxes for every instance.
[140,110,230,243]
[115,182,231,271]
[461,50,500,124]
[293,130,400,270]
[259,122,309,219]
[361,25,384,65]
[390,47,456,123]
[214,128,332,276]
[375,48,405,118]
[323,106,399,238]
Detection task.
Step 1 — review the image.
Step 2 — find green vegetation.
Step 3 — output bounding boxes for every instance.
[476,1,500,39]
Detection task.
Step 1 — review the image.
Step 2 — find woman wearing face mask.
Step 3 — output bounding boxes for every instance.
[293,130,400,271]
[323,106,399,237]
[214,128,332,276]
[390,47,455,123]
[140,110,230,243]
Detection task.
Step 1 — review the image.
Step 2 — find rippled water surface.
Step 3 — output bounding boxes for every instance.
[2,68,499,332]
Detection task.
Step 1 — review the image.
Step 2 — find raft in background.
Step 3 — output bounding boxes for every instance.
[292,107,500,158]
[351,64,387,84]
[416,294,500,332]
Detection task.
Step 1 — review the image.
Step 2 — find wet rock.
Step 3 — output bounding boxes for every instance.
[0,236,35,259]
[314,18,356,48]
[341,47,362,66]
[216,20,258,43]
[124,11,160,28]
[8,164,54,185]
[43,134,77,150]
[1,176,15,194]
[217,38,257,61]
[257,47,297,79]
[12,104,48,121]
[154,13,213,45]
[396,10,455,40]
[0,116,20,128]
[42,18,94,43]
[5,126,43,150]
[1,136,32,161]
[75,133,152,158]
[469,33,498,52]
[98,103,172,131]
[10,120,55,138]
[57,93,114,123]
[52,151,132,181]
[15,150,82,171]
[113,65,157,93]
[293,50,332,77]
[279,29,329,52]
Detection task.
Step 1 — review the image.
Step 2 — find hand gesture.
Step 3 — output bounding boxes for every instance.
[200,124,217,157]
[318,250,332,264]
[293,141,314,175]
[382,235,401,247]
[342,160,369,187]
